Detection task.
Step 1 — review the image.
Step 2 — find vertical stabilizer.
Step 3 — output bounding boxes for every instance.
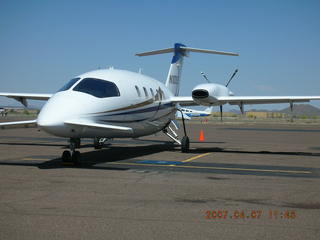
[165,43,187,96]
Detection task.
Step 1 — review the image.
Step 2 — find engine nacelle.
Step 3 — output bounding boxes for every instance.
[192,83,231,106]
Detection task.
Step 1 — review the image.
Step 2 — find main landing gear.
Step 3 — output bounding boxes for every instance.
[163,110,190,152]
[61,138,81,164]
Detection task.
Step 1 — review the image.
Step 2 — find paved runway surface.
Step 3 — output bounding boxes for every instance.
[0,122,320,239]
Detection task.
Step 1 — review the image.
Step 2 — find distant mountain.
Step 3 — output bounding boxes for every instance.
[279,104,320,116]
[246,109,272,112]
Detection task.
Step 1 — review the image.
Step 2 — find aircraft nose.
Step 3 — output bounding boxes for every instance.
[37,93,78,135]
[37,103,65,135]
[37,113,63,128]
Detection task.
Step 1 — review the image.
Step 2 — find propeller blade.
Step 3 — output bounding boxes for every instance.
[225,69,238,87]
[201,72,211,83]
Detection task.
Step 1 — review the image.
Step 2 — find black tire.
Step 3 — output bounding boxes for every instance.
[62,150,71,162]
[72,151,81,164]
[181,136,190,153]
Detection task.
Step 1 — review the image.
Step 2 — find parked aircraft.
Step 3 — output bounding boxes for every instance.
[1,43,320,163]
[0,108,7,117]
[176,107,213,120]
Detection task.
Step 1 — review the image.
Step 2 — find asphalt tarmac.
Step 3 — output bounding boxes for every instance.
[0,122,319,239]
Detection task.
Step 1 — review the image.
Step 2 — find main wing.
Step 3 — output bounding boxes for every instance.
[0,119,37,129]
[217,96,320,105]
[170,96,195,106]
[170,96,320,106]
[0,92,52,107]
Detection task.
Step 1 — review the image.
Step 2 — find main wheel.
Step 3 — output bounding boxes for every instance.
[72,151,81,165]
[62,150,71,162]
[181,136,190,153]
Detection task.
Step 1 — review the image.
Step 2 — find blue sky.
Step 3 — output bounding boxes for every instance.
[1,0,320,110]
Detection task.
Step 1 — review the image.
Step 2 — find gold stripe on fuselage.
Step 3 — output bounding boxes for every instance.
[93,98,156,115]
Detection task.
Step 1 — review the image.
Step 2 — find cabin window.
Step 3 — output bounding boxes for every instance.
[73,78,120,98]
[58,78,81,92]
[143,87,148,97]
[135,86,141,97]
[150,88,154,97]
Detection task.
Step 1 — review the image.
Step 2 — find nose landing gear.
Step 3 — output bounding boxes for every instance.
[61,138,81,165]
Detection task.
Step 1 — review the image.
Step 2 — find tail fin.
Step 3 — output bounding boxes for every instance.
[135,43,238,96]
[165,43,187,96]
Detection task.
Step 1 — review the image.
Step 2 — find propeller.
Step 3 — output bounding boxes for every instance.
[200,69,239,123]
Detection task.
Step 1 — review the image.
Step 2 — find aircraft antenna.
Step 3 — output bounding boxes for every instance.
[225,69,238,87]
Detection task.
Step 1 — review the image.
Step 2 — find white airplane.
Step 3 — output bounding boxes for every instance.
[1,43,320,164]
[176,107,213,120]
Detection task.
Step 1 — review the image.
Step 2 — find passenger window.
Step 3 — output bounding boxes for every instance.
[150,88,154,97]
[135,86,141,97]
[143,87,148,97]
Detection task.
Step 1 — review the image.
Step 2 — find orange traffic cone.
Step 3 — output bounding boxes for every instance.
[199,129,205,142]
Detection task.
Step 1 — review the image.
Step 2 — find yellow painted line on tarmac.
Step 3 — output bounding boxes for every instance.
[182,152,211,163]
[110,162,312,175]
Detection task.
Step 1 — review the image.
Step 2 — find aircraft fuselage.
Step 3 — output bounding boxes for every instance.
[37,69,176,138]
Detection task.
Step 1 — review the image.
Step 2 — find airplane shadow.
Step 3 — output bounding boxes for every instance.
[40,142,177,170]
[0,142,176,170]
[0,141,319,171]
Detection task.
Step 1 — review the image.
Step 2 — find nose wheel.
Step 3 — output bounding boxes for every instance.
[61,138,81,165]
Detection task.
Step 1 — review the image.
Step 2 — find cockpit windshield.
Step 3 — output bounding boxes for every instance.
[58,78,81,92]
[73,78,120,98]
